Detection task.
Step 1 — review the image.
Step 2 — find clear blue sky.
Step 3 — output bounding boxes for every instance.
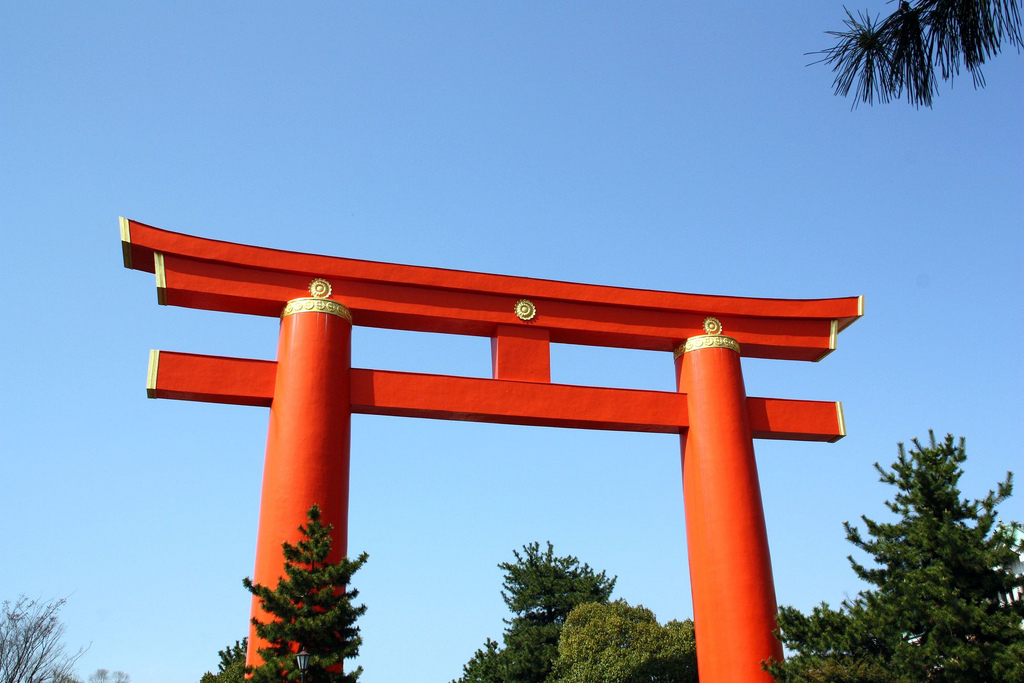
[1,3,1021,681]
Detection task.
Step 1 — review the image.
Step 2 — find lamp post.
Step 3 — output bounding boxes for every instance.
[296,649,310,683]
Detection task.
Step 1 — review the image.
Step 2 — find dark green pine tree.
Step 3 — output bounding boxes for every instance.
[243,505,368,683]
[454,542,616,683]
[457,638,509,683]
[769,433,1024,683]
[199,639,247,683]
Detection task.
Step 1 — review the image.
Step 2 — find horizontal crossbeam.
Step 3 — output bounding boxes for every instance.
[146,351,845,442]
[122,219,862,361]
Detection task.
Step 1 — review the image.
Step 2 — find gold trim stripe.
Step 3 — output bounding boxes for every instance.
[120,217,132,269]
[673,334,741,359]
[815,319,839,362]
[155,253,167,305]
[282,297,353,322]
[830,401,846,442]
[147,349,160,398]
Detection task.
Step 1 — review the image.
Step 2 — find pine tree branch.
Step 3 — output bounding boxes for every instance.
[814,0,1024,107]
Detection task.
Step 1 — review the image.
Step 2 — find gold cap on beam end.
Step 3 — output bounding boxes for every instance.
[120,217,132,269]
[829,402,847,443]
[155,253,167,305]
[147,349,160,398]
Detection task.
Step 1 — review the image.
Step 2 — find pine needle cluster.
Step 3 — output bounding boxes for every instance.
[815,1,1023,107]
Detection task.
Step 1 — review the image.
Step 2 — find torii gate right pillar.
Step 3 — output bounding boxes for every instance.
[675,318,783,682]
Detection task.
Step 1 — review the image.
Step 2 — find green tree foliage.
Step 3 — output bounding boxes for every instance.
[816,0,1023,107]
[0,596,86,683]
[243,505,368,683]
[550,601,698,683]
[768,433,1024,683]
[457,638,508,683]
[199,639,247,683]
[453,542,616,683]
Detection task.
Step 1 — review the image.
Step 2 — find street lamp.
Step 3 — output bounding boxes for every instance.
[296,649,311,683]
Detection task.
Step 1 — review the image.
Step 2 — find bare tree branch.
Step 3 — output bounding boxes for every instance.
[0,596,87,683]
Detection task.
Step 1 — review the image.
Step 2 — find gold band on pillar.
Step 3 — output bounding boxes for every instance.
[281,278,353,322]
[673,317,741,359]
[282,298,353,321]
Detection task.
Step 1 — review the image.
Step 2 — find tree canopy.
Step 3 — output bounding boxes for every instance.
[199,639,247,683]
[768,433,1024,682]
[816,0,1023,107]
[453,542,617,683]
[550,600,698,683]
[244,504,368,683]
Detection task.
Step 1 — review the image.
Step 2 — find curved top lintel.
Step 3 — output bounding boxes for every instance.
[120,218,863,360]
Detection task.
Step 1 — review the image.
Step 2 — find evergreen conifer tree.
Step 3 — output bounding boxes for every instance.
[243,505,368,683]
[454,542,616,683]
[199,639,247,683]
[769,433,1024,682]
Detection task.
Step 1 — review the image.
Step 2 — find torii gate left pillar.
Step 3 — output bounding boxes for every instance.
[121,218,861,682]
[249,286,354,652]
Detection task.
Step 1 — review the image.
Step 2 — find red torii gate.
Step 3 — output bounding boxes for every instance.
[120,217,861,682]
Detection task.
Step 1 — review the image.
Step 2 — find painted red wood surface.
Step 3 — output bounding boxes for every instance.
[677,344,784,682]
[122,218,861,360]
[147,351,844,441]
[247,303,354,671]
